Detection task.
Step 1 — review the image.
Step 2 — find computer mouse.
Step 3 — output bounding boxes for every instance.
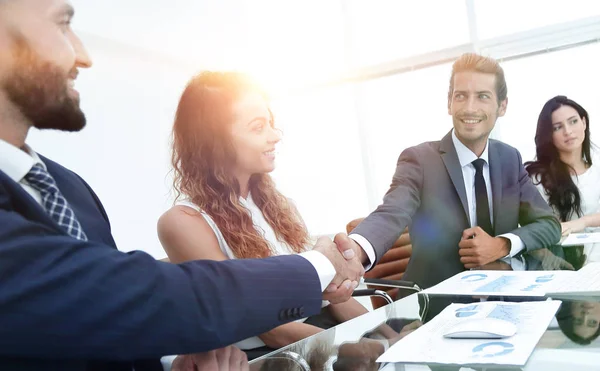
[443,318,517,339]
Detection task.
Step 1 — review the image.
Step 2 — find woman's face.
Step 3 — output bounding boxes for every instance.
[551,105,587,156]
[572,301,600,339]
[229,92,282,178]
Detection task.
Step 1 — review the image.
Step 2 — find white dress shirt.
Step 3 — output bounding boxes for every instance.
[0,138,46,205]
[450,130,525,269]
[350,130,525,270]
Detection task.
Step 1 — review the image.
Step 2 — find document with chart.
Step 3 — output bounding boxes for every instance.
[423,262,600,297]
[377,301,561,366]
[561,232,600,246]
[544,262,600,298]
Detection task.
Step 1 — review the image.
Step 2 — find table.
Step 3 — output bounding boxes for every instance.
[249,248,600,370]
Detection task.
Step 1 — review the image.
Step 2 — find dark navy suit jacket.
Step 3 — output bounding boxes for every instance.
[0,155,323,370]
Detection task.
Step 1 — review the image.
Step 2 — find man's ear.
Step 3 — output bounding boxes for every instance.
[497,98,508,117]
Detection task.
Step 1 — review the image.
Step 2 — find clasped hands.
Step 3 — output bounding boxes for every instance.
[334,320,423,370]
[313,233,366,304]
[458,226,511,269]
[317,227,510,295]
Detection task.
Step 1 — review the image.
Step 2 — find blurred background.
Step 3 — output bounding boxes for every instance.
[28,0,600,258]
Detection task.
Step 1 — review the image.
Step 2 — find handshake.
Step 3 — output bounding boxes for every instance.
[313,233,367,304]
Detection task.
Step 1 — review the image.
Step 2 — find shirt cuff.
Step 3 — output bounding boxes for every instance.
[298,250,336,292]
[498,233,525,258]
[348,234,376,270]
[373,338,390,352]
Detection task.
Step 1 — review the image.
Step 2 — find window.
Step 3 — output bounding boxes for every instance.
[359,63,453,200]
[270,85,370,235]
[474,0,600,40]
[492,42,600,162]
[239,0,348,91]
[346,0,470,67]
[28,38,195,257]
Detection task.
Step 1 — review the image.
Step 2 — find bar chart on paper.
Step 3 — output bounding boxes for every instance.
[423,263,600,297]
[376,301,561,366]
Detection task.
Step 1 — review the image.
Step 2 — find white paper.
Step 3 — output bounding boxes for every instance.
[561,232,600,246]
[423,262,600,297]
[377,301,562,366]
[545,262,600,296]
[424,270,574,297]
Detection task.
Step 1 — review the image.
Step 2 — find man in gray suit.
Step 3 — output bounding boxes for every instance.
[342,53,561,289]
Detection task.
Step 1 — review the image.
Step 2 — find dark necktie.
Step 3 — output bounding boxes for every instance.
[24,164,88,241]
[471,159,493,236]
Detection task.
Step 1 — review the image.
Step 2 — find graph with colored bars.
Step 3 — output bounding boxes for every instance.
[473,274,555,293]
[487,304,521,325]
[471,342,515,358]
[474,275,518,292]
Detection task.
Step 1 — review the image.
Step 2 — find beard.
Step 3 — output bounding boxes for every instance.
[2,37,86,132]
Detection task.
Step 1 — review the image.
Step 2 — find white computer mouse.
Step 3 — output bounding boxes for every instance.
[443,318,517,339]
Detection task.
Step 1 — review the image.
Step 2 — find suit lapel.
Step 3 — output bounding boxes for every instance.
[440,131,470,222]
[488,141,503,231]
[0,170,63,231]
[39,155,118,247]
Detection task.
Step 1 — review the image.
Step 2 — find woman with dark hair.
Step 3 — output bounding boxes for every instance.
[556,300,600,346]
[526,96,600,264]
[157,71,369,356]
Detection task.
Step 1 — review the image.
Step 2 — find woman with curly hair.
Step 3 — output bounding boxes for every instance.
[158,71,368,357]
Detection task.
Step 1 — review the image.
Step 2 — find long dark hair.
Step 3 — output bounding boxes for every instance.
[556,301,600,345]
[525,96,592,222]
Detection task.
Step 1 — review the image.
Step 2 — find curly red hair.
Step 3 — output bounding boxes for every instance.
[171,71,309,259]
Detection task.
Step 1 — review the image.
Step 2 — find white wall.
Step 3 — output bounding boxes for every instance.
[28,35,196,258]
[494,43,600,162]
[25,1,600,259]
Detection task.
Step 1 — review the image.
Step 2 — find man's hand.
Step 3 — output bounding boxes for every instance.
[390,320,423,345]
[334,321,422,371]
[170,346,248,371]
[313,234,365,304]
[339,233,369,265]
[334,338,386,371]
[458,226,510,269]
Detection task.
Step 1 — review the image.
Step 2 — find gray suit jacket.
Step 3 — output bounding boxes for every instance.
[353,131,561,289]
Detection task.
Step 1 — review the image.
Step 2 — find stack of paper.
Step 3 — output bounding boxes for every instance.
[376,301,561,367]
[423,262,600,297]
[545,262,600,299]
[561,232,600,246]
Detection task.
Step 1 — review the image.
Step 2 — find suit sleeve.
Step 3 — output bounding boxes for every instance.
[0,192,323,360]
[351,147,423,264]
[509,149,562,251]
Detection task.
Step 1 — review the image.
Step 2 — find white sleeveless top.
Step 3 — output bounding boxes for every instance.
[533,151,600,264]
[176,194,313,350]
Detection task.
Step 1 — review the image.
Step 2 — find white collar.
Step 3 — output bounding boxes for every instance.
[0,139,46,183]
[451,129,490,168]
